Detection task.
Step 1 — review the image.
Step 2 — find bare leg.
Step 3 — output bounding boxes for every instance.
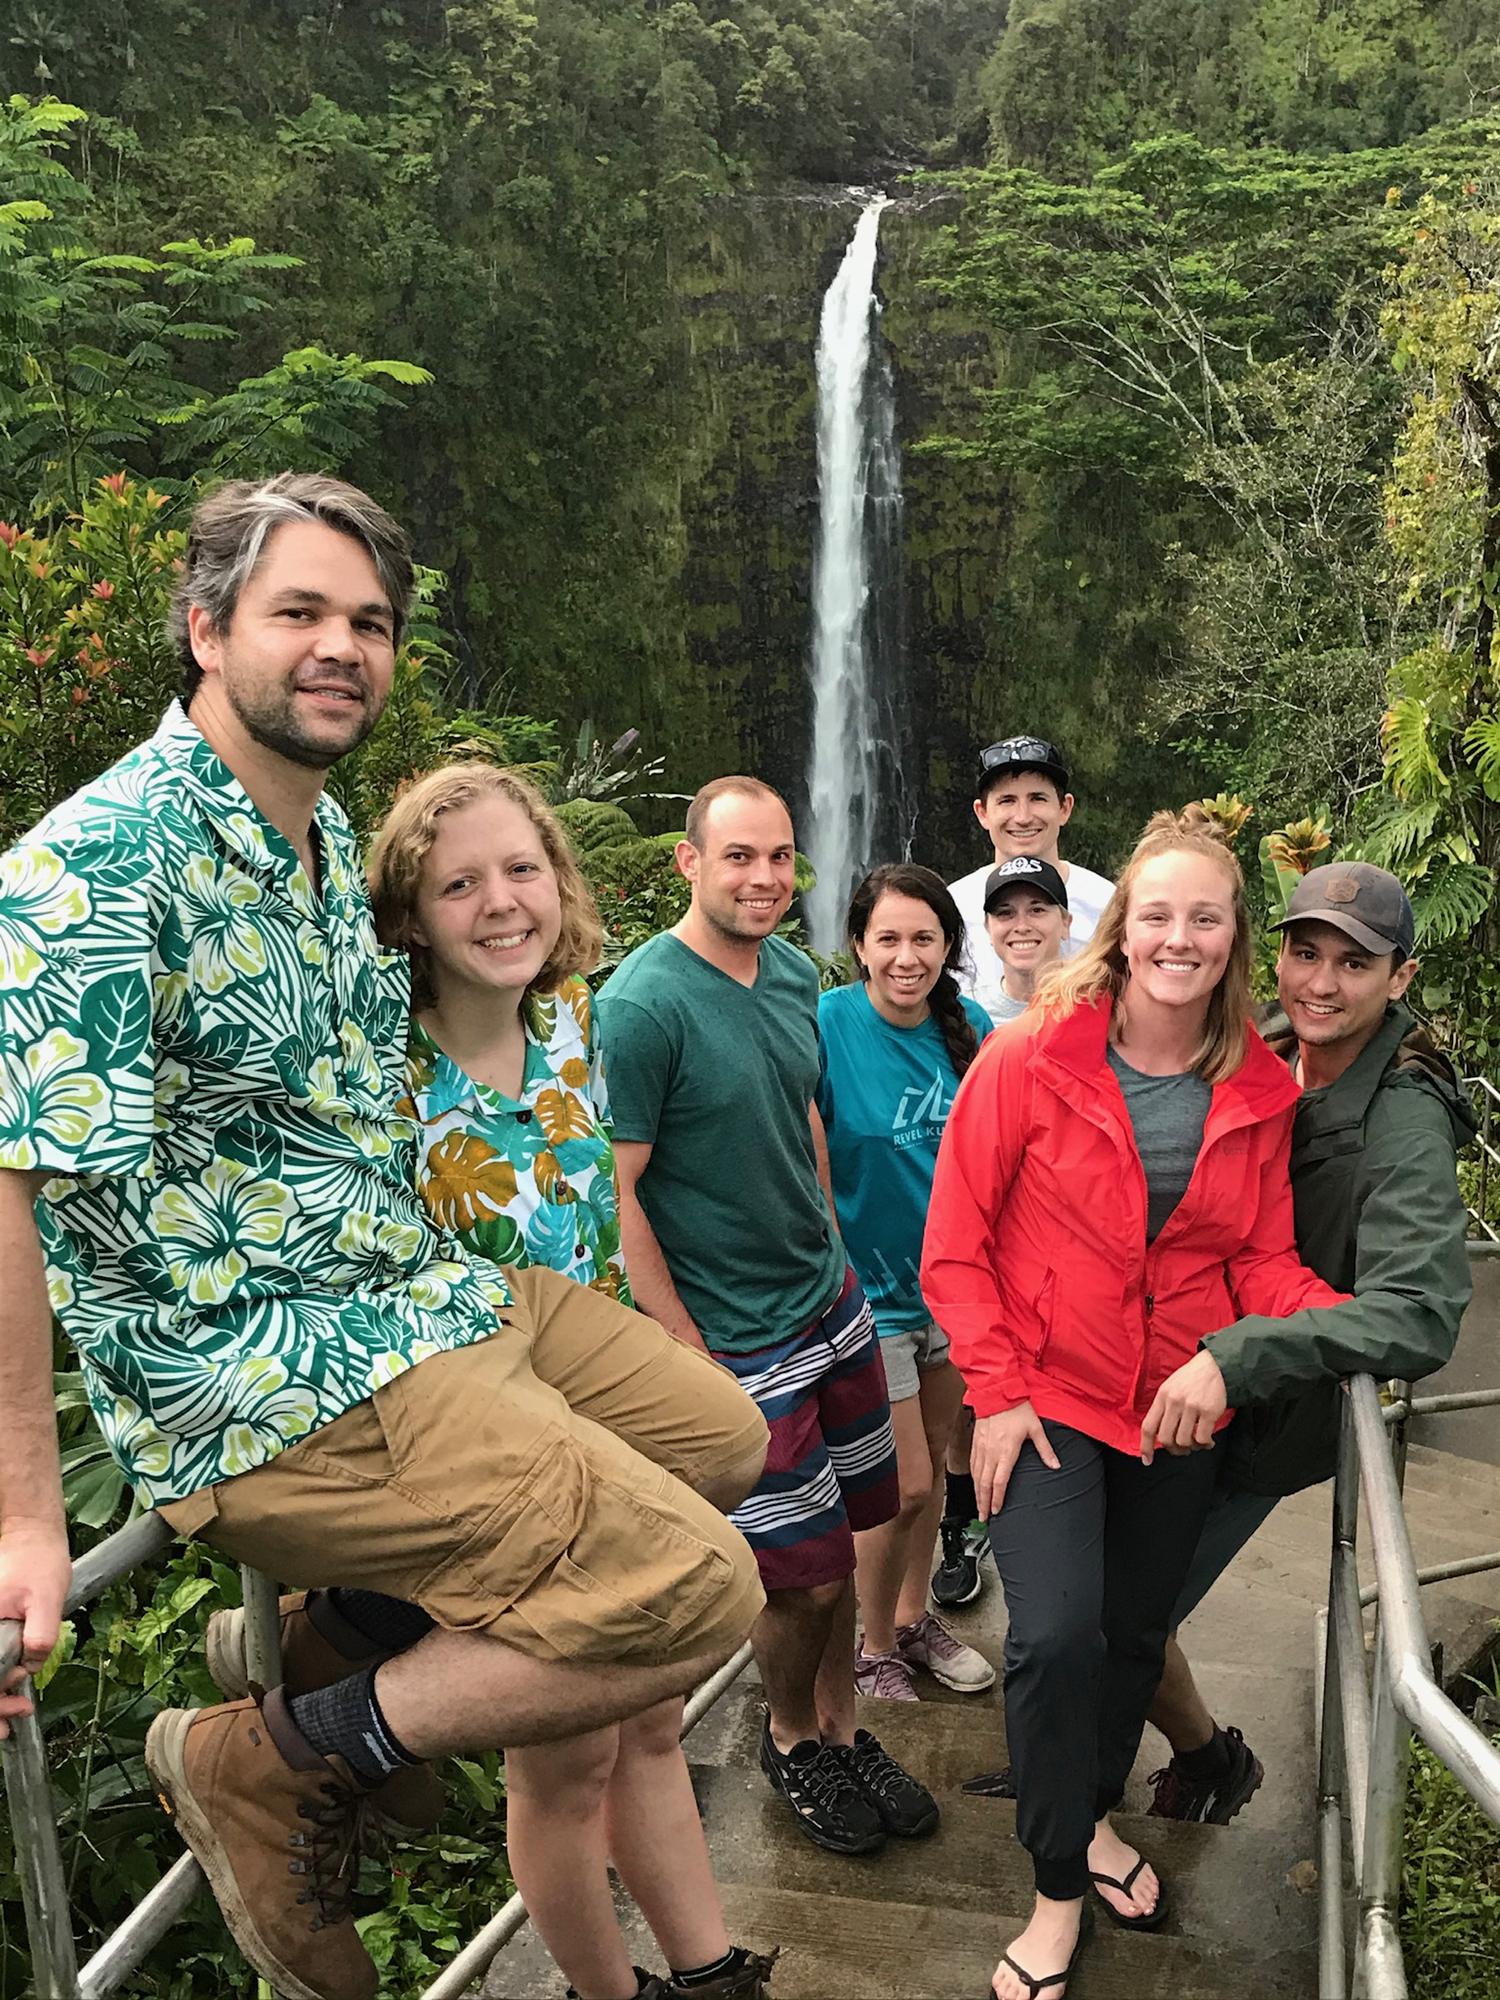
[894,1362,965,1629]
[604,1696,731,1972]
[505,1729,636,2000]
[991,1819,1159,2000]
[752,1580,845,1751]
[990,1894,1083,2000]
[1088,1817,1159,1918]
[1146,1634,1216,1755]
[853,1395,935,1654]
[377,1625,730,1755]
[813,1577,858,1747]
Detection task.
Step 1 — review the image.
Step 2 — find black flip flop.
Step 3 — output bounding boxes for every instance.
[991,1904,1091,1998]
[1090,1851,1168,1931]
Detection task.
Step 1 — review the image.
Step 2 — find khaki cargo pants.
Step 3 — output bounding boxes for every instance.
[161,1266,768,1667]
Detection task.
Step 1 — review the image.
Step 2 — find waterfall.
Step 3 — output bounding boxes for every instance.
[805,193,911,955]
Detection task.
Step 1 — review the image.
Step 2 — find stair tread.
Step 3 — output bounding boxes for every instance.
[484,1873,1317,2000]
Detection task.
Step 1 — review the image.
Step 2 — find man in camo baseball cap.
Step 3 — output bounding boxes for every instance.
[1270,861,1416,960]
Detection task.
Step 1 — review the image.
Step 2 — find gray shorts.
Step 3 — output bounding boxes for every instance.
[1171,1455,1282,1628]
[879,1318,951,1403]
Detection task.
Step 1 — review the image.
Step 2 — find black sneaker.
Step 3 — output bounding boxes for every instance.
[661,1946,780,1999]
[1147,1724,1264,1825]
[834,1729,939,1838]
[931,1516,983,1608]
[758,1716,885,1855]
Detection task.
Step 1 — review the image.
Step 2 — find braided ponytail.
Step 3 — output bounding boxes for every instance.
[927,968,981,1079]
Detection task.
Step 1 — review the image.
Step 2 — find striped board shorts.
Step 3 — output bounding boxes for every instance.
[717,1269,899,1591]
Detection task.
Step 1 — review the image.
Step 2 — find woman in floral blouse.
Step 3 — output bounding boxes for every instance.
[369,763,764,2000]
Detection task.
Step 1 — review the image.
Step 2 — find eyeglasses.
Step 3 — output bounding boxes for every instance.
[979,736,1066,774]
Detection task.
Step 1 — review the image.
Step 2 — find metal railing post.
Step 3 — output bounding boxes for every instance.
[0,1671,81,2000]
[239,1567,284,1690]
[1317,1598,1348,2000]
[1355,1624,1411,2000]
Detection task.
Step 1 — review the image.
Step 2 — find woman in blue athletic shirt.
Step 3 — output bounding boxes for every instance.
[813,864,996,1702]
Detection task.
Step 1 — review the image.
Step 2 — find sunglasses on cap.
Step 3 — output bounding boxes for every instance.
[979,736,1067,776]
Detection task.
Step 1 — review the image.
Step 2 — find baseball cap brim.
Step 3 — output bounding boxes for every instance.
[1272,907,1403,956]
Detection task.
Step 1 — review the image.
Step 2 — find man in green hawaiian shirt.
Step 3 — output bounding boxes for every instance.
[0,474,768,2000]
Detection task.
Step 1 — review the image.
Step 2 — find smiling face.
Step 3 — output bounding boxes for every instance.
[973,770,1073,864]
[984,886,1071,976]
[188,518,396,769]
[855,891,950,1021]
[678,792,796,944]
[1120,850,1237,1014]
[1278,920,1416,1060]
[411,795,564,1006]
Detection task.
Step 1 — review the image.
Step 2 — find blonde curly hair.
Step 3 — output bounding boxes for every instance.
[368,762,602,1010]
[1034,807,1252,1084]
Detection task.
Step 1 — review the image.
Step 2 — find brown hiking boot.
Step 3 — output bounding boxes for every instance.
[662,1948,780,1999]
[205,1590,444,1833]
[145,1690,376,2000]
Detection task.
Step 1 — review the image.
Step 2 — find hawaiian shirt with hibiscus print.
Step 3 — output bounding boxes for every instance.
[0,704,511,1508]
[404,975,631,1306]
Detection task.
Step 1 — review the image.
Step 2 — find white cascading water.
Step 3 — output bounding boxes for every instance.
[805,193,908,953]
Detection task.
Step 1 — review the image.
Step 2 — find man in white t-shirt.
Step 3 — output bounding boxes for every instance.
[933,734,1119,1619]
[948,734,1114,1028]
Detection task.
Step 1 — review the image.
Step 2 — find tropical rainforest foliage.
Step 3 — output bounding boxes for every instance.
[4,4,1500,1993]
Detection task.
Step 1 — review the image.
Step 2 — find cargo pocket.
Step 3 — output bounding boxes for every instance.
[409,1430,593,1630]
[508,1460,740,1663]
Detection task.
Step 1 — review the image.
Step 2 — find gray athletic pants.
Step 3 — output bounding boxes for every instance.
[988,1419,1220,1898]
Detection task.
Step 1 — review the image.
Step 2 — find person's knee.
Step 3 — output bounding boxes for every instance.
[697,1436,767,1513]
[896,1461,935,1525]
[617,1694,686,1761]
[1011,1614,1103,1684]
[770,1575,849,1619]
[508,1725,622,1813]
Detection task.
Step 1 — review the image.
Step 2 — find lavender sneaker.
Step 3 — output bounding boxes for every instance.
[853,1643,919,1701]
[896,1611,996,1693]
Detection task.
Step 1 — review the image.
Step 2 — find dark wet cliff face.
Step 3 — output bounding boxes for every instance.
[671,189,1014,883]
[660,188,1187,886]
[488,189,1192,884]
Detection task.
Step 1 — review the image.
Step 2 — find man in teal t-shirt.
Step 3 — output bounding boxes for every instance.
[600,777,936,1858]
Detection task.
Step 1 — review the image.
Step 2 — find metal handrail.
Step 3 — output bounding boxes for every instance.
[1317,1374,1500,1998]
[1461,1071,1500,1242]
[3,1524,754,1999]
[1,1523,282,2000]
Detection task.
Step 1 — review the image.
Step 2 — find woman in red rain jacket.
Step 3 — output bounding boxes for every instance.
[921,811,1342,2000]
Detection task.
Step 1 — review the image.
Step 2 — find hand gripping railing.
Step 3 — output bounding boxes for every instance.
[1315,1374,1500,1998]
[0,1515,289,2000]
[2,1518,754,1999]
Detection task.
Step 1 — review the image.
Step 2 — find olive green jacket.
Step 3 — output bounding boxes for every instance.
[1214,1002,1476,1497]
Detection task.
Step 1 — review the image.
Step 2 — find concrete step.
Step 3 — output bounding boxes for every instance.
[1411,1250,1500,1468]
[484,1768,1317,1999]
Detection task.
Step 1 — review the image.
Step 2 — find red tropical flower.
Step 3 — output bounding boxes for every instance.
[91,579,116,600]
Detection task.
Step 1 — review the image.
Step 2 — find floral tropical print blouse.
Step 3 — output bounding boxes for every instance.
[403,974,632,1305]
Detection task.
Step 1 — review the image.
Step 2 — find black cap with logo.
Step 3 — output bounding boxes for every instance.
[977,735,1070,795]
[983,855,1070,915]
[1272,862,1416,960]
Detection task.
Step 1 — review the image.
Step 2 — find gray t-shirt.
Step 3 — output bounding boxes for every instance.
[1106,1046,1212,1242]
